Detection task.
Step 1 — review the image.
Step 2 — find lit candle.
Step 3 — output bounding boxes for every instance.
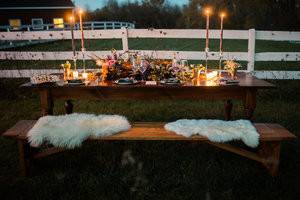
[73,70,79,79]
[78,9,86,71]
[204,8,211,70]
[82,72,88,80]
[205,9,211,51]
[219,12,226,76]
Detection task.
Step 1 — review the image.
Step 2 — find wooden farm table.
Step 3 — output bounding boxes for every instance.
[21,72,275,120]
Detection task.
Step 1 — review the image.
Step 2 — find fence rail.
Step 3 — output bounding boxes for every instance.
[0,28,299,79]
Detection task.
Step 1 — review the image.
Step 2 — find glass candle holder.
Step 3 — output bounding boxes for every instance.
[73,71,79,79]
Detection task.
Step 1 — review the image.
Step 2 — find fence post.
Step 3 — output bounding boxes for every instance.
[247,29,256,72]
[121,27,129,52]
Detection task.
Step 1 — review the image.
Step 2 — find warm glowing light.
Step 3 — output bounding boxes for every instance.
[69,16,74,22]
[73,71,79,79]
[204,8,211,15]
[78,9,84,15]
[82,72,88,80]
[220,12,226,18]
[206,71,218,80]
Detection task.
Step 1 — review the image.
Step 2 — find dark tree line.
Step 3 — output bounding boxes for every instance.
[85,0,300,30]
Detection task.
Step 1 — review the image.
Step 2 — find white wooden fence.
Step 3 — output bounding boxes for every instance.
[0,28,299,79]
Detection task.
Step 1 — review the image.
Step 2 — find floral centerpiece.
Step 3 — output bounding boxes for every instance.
[89,50,211,82]
[223,60,241,79]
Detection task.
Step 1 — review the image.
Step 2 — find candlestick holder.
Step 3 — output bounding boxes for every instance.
[81,47,86,72]
[219,51,223,77]
[205,47,209,71]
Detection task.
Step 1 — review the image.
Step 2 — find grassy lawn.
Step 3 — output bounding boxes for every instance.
[0,78,300,200]
[0,39,299,71]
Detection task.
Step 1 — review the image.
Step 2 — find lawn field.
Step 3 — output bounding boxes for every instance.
[0,78,300,200]
[1,38,300,71]
[0,37,300,199]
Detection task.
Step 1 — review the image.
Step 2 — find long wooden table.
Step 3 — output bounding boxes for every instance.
[21,72,275,120]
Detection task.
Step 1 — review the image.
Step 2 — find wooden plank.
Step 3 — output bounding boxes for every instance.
[252,71,300,80]
[0,29,249,40]
[255,52,300,61]
[2,120,35,138]
[256,124,297,141]
[206,141,265,163]
[247,29,256,72]
[256,31,300,41]
[137,50,248,60]
[128,29,249,39]
[91,122,296,141]
[0,30,123,40]
[0,50,248,61]
[3,121,295,142]
[0,50,119,60]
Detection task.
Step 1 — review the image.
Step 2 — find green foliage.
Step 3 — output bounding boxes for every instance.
[86,0,300,30]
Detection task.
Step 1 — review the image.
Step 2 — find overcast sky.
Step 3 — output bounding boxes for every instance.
[74,0,188,10]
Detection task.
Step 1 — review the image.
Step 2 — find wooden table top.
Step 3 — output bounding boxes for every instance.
[21,72,275,89]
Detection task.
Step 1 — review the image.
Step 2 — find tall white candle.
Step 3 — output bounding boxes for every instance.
[204,8,211,70]
[78,9,86,71]
[219,12,225,76]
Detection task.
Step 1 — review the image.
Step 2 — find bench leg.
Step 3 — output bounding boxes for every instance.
[18,140,31,176]
[224,100,233,120]
[259,141,281,177]
[65,100,73,114]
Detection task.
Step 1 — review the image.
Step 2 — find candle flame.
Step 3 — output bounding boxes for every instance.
[78,9,84,15]
[220,12,226,18]
[205,8,211,15]
[206,71,218,80]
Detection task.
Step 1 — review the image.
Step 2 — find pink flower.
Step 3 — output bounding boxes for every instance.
[108,59,116,67]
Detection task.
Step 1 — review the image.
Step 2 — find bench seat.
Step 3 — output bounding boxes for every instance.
[2,120,297,177]
[3,120,296,141]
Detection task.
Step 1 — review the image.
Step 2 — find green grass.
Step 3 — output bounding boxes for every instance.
[0,78,300,200]
[0,38,299,71]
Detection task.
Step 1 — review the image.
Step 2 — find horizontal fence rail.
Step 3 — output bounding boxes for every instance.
[0,28,300,79]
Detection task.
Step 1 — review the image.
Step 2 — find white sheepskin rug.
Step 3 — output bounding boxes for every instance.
[165,119,259,148]
[27,113,131,149]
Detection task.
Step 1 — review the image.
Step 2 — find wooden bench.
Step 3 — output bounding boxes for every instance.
[2,120,296,177]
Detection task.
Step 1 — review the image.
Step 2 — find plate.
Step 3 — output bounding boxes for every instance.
[67,79,85,85]
[115,78,139,85]
[160,78,181,85]
[68,82,85,86]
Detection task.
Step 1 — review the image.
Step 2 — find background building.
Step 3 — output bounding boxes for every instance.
[0,0,75,30]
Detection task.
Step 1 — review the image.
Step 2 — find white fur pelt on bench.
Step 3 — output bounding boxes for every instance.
[165,119,259,147]
[27,113,131,149]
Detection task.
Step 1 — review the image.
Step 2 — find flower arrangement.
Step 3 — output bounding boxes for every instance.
[223,60,241,79]
[89,50,209,82]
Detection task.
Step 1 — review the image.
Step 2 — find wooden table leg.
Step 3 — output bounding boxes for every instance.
[259,141,281,177]
[40,89,53,116]
[65,100,73,114]
[224,100,233,120]
[244,89,257,120]
[18,140,31,176]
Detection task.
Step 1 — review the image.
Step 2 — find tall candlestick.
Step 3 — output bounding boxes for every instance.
[205,8,211,70]
[69,12,77,71]
[78,9,86,72]
[219,12,225,77]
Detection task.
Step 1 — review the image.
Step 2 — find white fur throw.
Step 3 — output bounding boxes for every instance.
[27,113,131,149]
[165,119,259,148]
